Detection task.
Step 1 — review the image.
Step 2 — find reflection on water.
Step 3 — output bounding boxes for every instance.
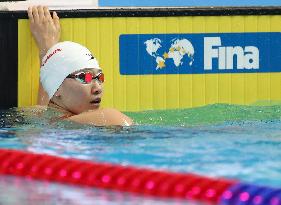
[126,103,281,126]
[0,176,200,205]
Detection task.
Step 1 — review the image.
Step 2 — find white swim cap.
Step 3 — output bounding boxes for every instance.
[40,41,100,100]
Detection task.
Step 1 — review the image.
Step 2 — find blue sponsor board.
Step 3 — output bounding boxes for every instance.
[119,32,281,75]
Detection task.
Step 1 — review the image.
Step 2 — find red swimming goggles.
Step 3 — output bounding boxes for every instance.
[67,72,105,84]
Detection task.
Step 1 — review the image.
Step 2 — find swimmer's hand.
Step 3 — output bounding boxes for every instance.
[67,108,133,127]
[28,6,60,59]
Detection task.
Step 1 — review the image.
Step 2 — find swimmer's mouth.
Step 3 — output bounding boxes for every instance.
[90,98,101,104]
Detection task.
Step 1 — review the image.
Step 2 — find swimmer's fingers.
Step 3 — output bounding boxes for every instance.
[32,6,39,23]
[52,11,60,30]
[37,6,45,23]
[27,7,34,23]
[43,6,53,23]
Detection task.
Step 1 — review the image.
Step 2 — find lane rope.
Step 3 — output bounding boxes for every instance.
[0,149,279,205]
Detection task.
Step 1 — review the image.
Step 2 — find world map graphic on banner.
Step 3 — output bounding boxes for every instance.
[144,38,194,70]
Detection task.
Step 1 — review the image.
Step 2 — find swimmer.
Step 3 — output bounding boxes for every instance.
[27,6,133,126]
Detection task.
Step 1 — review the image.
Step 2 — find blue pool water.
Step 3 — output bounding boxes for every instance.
[0,104,280,204]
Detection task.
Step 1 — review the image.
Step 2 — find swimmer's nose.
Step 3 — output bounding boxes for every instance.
[91,80,102,95]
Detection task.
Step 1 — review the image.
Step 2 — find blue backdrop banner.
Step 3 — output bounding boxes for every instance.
[119,32,281,75]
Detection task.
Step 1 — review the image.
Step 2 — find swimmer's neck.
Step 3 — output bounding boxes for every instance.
[48,100,74,116]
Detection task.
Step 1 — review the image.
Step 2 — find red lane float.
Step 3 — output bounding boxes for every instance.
[0,149,237,203]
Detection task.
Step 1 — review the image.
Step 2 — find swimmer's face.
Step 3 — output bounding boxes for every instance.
[53,68,104,114]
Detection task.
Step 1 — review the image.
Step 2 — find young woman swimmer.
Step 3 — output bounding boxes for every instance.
[28,6,132,126]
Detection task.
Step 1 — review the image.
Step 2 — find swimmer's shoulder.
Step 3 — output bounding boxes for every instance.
[67,108,133,126]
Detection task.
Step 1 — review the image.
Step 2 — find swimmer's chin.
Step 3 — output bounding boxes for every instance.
[87,103,101,111]
[91,103,100,108]
[71,104,101,115]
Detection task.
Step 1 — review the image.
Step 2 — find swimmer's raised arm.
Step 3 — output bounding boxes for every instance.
[28,6,60,106]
